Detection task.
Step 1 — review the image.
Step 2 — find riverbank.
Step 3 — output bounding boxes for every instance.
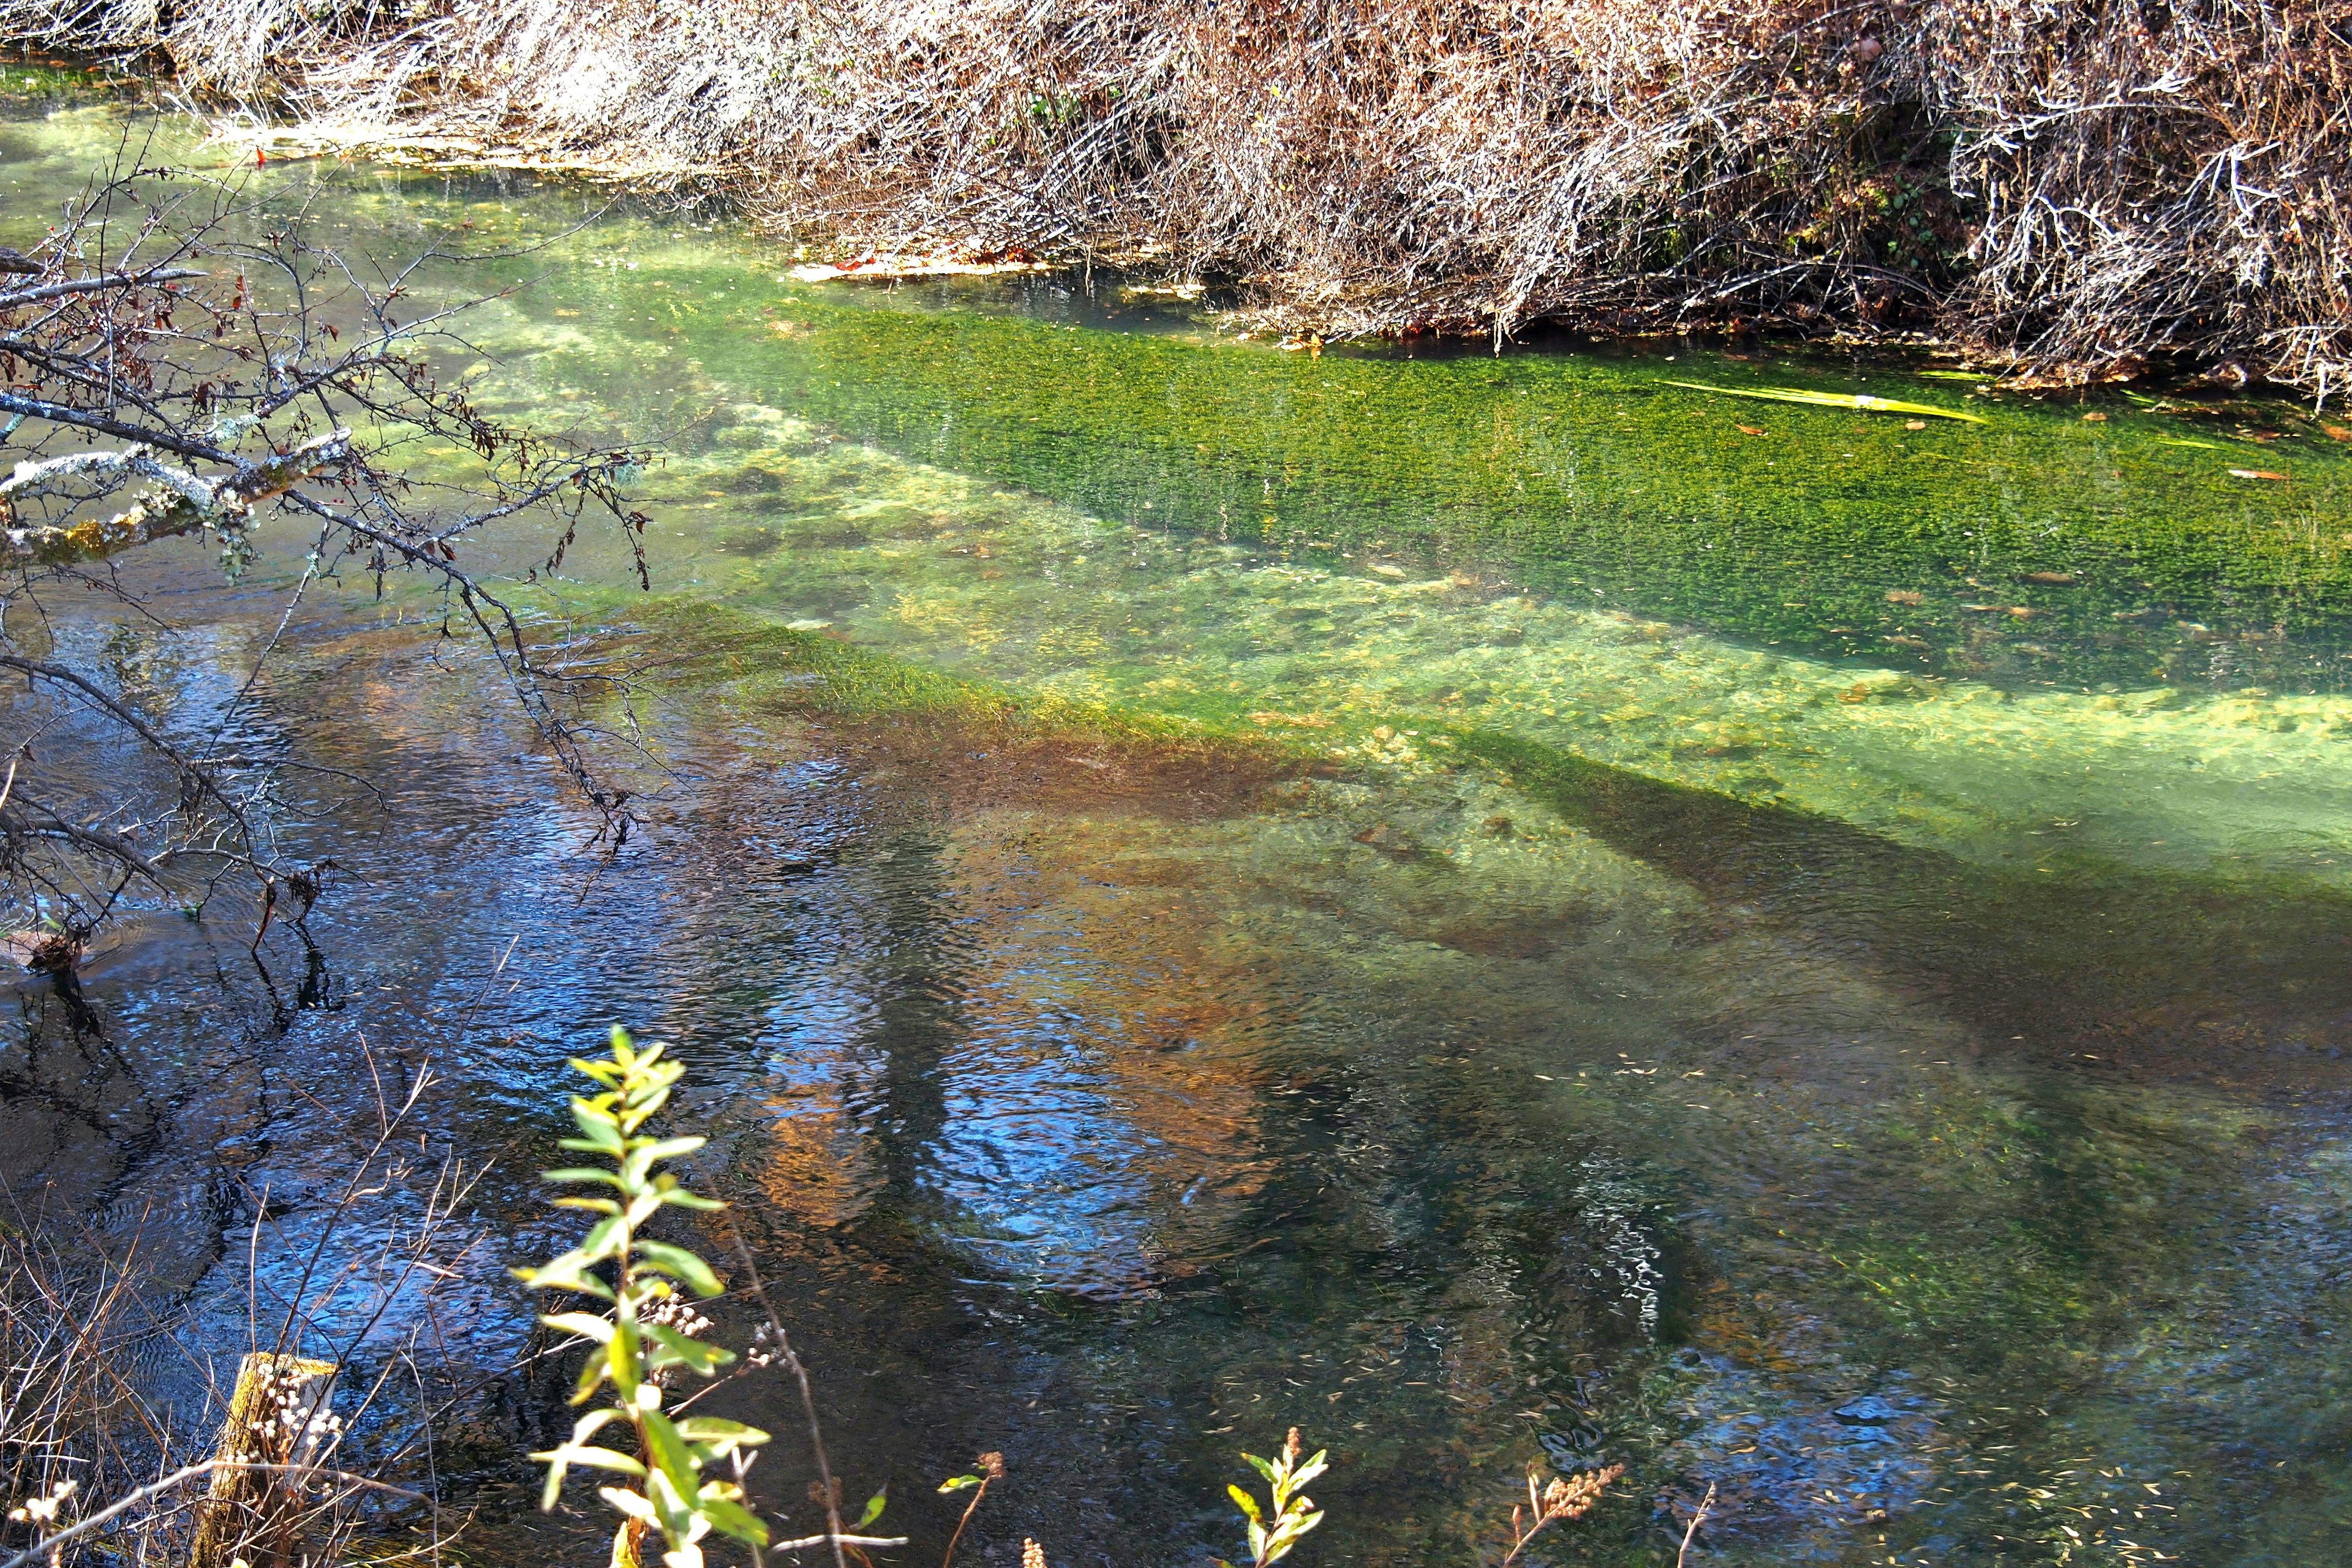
[9,1,2351,396]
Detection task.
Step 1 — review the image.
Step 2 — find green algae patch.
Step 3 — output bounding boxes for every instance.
[432,386,2352,892]
[1448,722,2352,1055]
[538,590,1351,766]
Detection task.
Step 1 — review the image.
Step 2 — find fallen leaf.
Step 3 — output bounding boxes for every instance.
[2081,411,2108,422]
[1904,420,1926,430]
[1885,589,1924,606]
[2323,424,2351,441]
[2228,468,2289,481]
[2021,571,2078,585]
[1659,380,1990,423]
[1738,424,1766,436]
[1368,562,1408,578]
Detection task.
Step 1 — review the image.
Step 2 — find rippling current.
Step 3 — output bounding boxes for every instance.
[6,93,2352,1567]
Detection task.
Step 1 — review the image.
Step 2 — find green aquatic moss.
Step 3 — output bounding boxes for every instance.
[553,269,2352,693]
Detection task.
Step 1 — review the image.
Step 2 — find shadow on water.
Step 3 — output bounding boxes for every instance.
[1462,726,2352,1078]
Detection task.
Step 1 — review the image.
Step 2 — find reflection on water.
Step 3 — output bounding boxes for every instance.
[4,103,2352,1567]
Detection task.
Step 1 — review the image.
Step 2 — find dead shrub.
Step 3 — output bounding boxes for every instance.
[7,0,2350,391]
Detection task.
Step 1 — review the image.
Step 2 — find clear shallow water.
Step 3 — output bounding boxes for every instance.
[6,102,2352,1567]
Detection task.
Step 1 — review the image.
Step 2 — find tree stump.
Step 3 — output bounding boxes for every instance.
[188,1352,337,1568]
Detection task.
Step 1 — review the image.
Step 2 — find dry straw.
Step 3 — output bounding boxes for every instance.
[8,1,2348,392]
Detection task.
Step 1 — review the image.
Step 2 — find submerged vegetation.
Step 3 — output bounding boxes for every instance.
[4,62,2352,1568]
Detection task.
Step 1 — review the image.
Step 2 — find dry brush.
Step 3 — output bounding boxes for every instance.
[7,1,2350,390]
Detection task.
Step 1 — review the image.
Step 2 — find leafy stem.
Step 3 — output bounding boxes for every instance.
[1217,1428,1327,1568]
[517,1028,769,1568]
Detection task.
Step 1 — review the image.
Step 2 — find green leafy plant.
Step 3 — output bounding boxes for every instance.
[1218,1428,1326,1568]
[518,1028,771,1568]
[936,1451,1004,1568]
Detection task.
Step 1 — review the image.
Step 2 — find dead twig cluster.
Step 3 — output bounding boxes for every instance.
[0,144,654,940]
[2,1046,498,1567]
[13,0,2348,392]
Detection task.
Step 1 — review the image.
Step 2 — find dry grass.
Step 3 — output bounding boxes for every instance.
[8,1,2351,391]
[0,1213,173,1547]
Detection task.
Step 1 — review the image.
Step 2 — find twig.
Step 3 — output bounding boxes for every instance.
[0,1460,423,1568]
[726,1219,849,1568]
[1676,1482,1716,1568]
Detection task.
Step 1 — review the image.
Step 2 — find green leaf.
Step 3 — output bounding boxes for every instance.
[568,1346,611,1406]
[696,1490,771,1547]
[658,1188,727,1212]
[938,1475,983,1493]
[543,1167,626,1187]
[551,1196,621,1215]
[567,1408,627,1447]
[1227,1483,1263,1525]
[635,1239,725,1297]
[1242,1452,1279,1487]
[1263,1509,1324,1564]
[674,1416,770,1452]
[531,1441,647,1508]
[578,1212,627,1262]
[856,1485,889,1528]
[644,1466,695,1539]
[540,1311,615,1344]
[516,1246,605,1293]
[567,1055,622,1088]
[597,1485,658,1523]
[639,1406,703,1502]
[1657,380,1991,424]
[606,1315,641,1396]
[643,1321,730,1376]
[568,1099,626,1150]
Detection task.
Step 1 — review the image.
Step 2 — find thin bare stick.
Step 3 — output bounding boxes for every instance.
[0,1460,424,1568]
[725,1219,848,1568]
[1676,1482,1716,1568]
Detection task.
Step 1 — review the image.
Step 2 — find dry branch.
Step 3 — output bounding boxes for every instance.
[0,430,353,567]
[21,0,2338,391]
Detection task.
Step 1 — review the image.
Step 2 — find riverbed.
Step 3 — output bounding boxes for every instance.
[6,94,2352,1567]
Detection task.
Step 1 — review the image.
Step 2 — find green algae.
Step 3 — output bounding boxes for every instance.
[456,222,2352,695]
[12,108,2352,1565]
[473,398,2352,897]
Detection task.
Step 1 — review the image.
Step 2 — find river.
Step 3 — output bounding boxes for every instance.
[6,89,2351,1567]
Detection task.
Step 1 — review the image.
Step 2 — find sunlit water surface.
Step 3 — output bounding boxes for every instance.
[6,100,2352,1568]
